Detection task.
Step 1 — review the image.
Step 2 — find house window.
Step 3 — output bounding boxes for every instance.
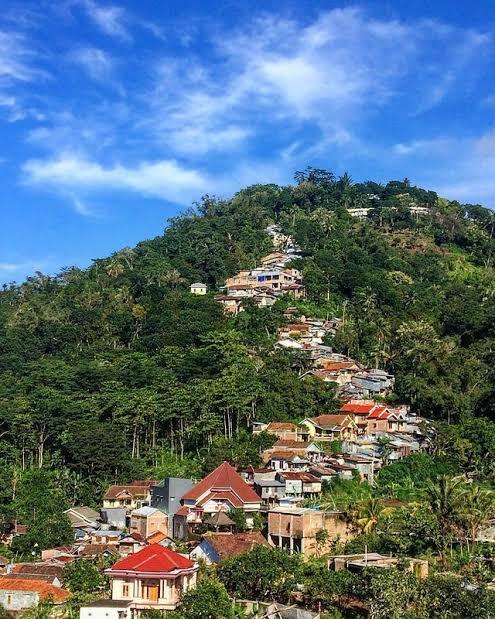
[6,595,12,606]
[122,584,129,597]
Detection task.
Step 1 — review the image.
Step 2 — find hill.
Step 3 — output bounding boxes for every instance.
[1,168,495,501]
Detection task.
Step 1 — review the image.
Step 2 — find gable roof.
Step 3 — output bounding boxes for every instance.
[202,532,270,561]
[310,414,355,429]
[109,543,194,574]
[277,472,320,482]
[104,485,150,500]
[181,462,261,505]
[0,577,69,603]
[273,440,320,451]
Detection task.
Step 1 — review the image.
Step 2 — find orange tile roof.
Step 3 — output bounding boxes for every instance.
[147,531,168,544]
[266,422,297,431]
[0,578,70,603]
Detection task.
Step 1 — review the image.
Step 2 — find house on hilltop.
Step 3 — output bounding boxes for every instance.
[299,415,357,442]
[103,480,156,511]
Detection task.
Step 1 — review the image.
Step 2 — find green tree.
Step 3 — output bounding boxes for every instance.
[62,560,105,594]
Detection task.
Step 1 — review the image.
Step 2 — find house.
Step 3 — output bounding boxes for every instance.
[268,440,323,462]
[151,478,194,536]
[254,422,299,442]
[100,508,127,531]
[260,252,286,268]
[329,553,428,578]
[0,578,69,613]
[340,401,406,435]
[254,479,286,505]
[89,530,122,546]
[190,282,207,295]
[265,451,309,472]
[64,506,99,530]
[341,454,377,482]
[268,507,352,556]
[173,461,262,539]
[276,472,321,500]
[10,562,66,583]
[190,531,270,565]
[214,294,244,315]
[117,533,146,557]
[130,507,168,539]
[299,415,357,442]
[104,543,198,613]
[80,599,133,619]
[103,481,156,511]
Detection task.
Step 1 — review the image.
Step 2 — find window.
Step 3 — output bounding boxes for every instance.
[122,584,129,597]
[6,595,12,606]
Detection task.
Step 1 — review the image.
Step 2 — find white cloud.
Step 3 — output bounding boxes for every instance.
[22,155,211,205]
[80,0,130,41]
[145,8,490,158]
[69,46,114,80]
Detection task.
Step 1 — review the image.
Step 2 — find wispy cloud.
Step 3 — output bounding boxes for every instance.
[69,46,114,81]
[79,0,131,41]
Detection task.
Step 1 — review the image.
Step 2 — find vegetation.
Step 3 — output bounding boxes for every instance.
[2,169,495,615]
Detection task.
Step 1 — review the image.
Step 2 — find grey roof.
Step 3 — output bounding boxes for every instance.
[190,282,207,287]
[131,506,160,517]
[255,480,285,488]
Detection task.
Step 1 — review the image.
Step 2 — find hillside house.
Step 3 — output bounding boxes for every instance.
[190,282,207,295]
[173,462,262,539]
[102,544,197,613]
[262,441,323,466]
[130,507,168,539]
[190,531,270,565]
[266,451,309,471]
[0,578,69,613]
[151,478,193,536]
[253,422,299,441]
[103,481,156,511]
[276,472,321,499]
[254,479,286,505]
[299,415,357,442]
[268,507,351,557]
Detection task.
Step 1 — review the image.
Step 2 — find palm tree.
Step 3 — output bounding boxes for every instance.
[425,476,467,562]
[459,485,495,546]
[354,498,394,534]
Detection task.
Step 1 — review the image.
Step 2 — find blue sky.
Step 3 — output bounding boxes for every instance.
[1,0,495,283]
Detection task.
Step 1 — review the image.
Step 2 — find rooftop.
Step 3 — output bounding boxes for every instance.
[0,577,69,603]
[109,543,194,574]
[181,461,261,505]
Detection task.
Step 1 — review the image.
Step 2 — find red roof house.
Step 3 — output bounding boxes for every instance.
[104,544,198,612]
[174,462,262,539]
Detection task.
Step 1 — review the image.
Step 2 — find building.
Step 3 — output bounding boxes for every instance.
[151,478,193,536]
[80,599,132,619]
[173,461,262,539]
[329,553,428,578]
[276,472,321,500]
[64,506,99,530]
[103,544,198,613]
[299,415,357,442]
[0,578,69,613]
[190,282,207,295]
[254,478,286,505]
[268,507,352,557]
[253,422,299,442]
[190,531,270,565]
[130,507,168,539]
[103,481,156,511]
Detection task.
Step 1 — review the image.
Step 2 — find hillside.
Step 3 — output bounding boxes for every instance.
[1,168,495,501]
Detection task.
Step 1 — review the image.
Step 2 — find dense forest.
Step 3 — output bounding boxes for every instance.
[1,168,495,512]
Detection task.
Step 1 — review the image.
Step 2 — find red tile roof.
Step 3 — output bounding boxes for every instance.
[109,544,194,574]
[322,362,359,371]
[0,577,69,602]
[181,462,261,505]
[204,532,270,560]
[147,531,168,544]
[340,402,377,415]
[367,406,391,419]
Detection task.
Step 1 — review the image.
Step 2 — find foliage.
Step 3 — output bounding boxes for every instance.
[227,508,247,533]
[174,578,234,619]
[218,545,301,602]
[62,559,105,594]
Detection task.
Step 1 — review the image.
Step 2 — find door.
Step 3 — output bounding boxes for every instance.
[148,583,159,602]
